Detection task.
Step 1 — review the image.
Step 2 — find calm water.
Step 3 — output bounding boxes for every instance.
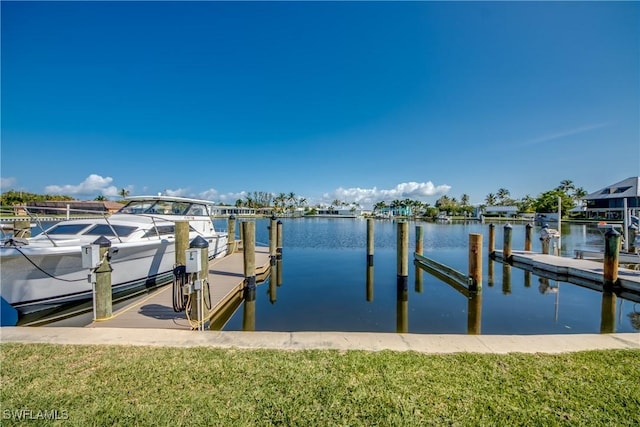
[214,218,640,334]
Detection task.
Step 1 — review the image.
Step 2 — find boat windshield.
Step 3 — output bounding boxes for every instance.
[84,224,137,237]
[46,224,92,235]
[118,200,208,216]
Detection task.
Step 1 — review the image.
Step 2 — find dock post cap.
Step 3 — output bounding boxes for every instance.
[277,220,283,225]
[605,228,620,237]
[504,223,512,229]
[92,236,112,247]
[229,215,236,220]
[189,235,209,248]
[271,214,277,220]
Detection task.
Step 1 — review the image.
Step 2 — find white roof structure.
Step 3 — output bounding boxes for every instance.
[585,177,640,200]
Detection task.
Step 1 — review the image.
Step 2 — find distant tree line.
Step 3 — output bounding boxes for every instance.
[1,179,590,219]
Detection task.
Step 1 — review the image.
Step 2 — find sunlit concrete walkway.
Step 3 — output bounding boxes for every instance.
[2,327,638,354]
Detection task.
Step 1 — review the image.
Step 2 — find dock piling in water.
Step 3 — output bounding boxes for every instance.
[525,223,533,251]
[488,224,495,256]
[503,223,513,262]
[603,228,620,287]
[269,216,277,266]
[366,218,374,266]
[468,233,482,292]
[276,220,283,260]
[397,222,409,333]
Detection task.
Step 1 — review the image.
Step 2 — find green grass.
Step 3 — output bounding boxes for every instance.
[1,344,639,426]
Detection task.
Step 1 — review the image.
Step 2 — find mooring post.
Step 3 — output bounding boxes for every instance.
[269,215,277,266]
[12,219,31,238]
[468,233,483,292]
[242,221,256,331]
[93,236,112,321]
[488,223,495,256]
[525,223,533,251]
[175,221,189,266]
[276,220,283,260]
[541,238,550,255]
[603,228,620,287]
[227,215,236,254]
[503,223,513,262]
[415,225,423,256]
[366,218,374,266]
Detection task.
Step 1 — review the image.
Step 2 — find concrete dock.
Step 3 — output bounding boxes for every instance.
[89,245,271,330]
[492,249,640,295]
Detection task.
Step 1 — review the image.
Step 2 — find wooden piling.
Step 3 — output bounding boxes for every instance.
[541,238,550,255]
[525,223,533,251]
[12,219,31,238]
[269,216,277,266]
[276,220,283,260]
[175,221,189,266]
[227,215,236,254]
[468,233,482,292]
[242,221,256,298]
[488,224,495,256]
[366,218,374,266]
[603,228,620,287]
[415,225,423,256]
[503,223,512,261]
[93,236,112,321]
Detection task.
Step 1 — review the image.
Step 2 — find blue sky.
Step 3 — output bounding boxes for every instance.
[1,1,638,208]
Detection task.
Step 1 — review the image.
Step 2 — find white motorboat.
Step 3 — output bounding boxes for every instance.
[0,195,229,324]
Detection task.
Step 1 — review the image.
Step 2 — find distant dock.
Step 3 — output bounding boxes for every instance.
[89,246,271,330]
[492,249,640,297]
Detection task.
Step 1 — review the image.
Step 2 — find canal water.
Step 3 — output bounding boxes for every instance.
[214,218,639,334]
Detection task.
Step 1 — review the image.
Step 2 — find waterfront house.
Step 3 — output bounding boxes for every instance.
[584,176,640,220]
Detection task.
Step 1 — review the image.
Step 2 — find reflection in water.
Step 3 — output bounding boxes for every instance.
[524,270,531,287]
[268,276,277,304]
[414,265,423,293]
[502,264,512,295]
[366,264,374,302]
[488,259,494,287]
[276,259,283,286]
[600,290,616,334]
[242,276,257,331]
[396,276,408,333]
[467,292,482,335]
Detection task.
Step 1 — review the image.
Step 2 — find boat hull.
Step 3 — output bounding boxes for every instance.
[0,234,228,324]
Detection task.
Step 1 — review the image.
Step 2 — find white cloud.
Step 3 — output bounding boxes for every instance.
[163,188,190,197]
[0,177,16,190]
[44,174,121,198]
[322,181,451,208]
[42,175,133,199]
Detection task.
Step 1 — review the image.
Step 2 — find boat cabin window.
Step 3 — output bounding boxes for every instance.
[46,224,92,235]
[185,203,209,216]
[118,201,155,214]
[142,225,175,238]
[84,224,137,237]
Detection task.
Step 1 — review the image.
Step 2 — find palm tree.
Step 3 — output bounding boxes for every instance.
[373,201,387,212]
[558,180,575,193]
[461,194,470,206]
[497,188,510,205]
[94,195,107,201]
[119,188,130,199]
[485,193,497,206]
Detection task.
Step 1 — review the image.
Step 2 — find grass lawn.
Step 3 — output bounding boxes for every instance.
[1,344,639,426]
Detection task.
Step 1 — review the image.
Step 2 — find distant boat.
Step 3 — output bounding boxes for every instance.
[435,213,451,221]
[0,195,229,325]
